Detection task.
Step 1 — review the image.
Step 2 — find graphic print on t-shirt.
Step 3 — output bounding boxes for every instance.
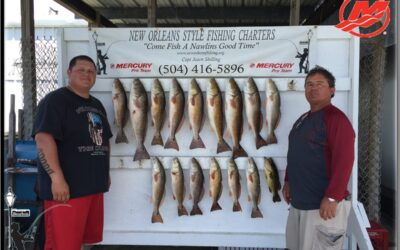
[87,112,104,146]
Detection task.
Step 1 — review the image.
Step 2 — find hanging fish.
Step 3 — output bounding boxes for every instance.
[112,78,128,144]
[171,158,188,216]
[265,79,281,145]
[246,157,263,218]
[264,157,282,203]
[164,78,185,151]
[225,78,247,158]
[227,158,242,212]
[150,79,166,146]
[151,157,166,223]
[189,157,205,216]
[207,78,231,154]
[129,79,150,161]
[209,158,223,211]
[244,77,267,149]
[188,79,205,149]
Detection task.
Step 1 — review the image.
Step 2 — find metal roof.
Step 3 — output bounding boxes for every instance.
[54,0,342,27]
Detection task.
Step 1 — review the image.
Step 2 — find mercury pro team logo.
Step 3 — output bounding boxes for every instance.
[336,0,391,38]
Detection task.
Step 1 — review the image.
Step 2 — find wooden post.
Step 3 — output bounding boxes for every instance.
[20,0,37,140]
[7,95,17,189]
[148,0,157,27]
[289,0,300,25]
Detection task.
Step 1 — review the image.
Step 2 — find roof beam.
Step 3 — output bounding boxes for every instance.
[54,0,116,27]
[96,6,314,21]
[302,0,343,25]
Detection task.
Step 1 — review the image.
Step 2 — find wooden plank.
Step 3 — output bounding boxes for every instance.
[7,95,16,189]
[148,0,157,27]
[289,0,300,25]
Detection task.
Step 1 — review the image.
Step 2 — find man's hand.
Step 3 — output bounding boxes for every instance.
[319,197,338,220]
[282,181,291,204]
[51,174,70,202]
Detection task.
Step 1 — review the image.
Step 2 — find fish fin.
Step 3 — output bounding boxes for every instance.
[268,186,272,192]
[208,97,215,107]
[217,139,231,153]
[273,193,282,203]
[133,146,150,161]
[189,136,206,149]
[151,133,164,146]
[115,129,129,144]
[152,95,158,105]
[172,194,176,200]
[151,212,163,223]
[232,145,248,159]
[255,134,268,149]
[233,201,242,212]
[251,206,263,218]
[154,172,159,182]
[190,96,195,106]
[210,171,216,180]
[265,133,278,145]
[190,205,203,216]
[171,96,177,104]
[230,99,237,109]
[178,205,188,216]
[248,174,254,183]
[211,202,222,211]
[164,137,179,151]
[259,113,264,131]
[134,99,142,109]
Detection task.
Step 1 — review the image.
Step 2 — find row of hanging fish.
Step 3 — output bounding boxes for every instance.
[151,156,281,223]
[111,77,281,161]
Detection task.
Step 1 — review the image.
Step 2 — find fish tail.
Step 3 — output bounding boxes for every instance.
[233,201,242,212]
[151,133,164,146]
[115,129,128,144]
[217,139,231,153]
[266,132,278,145]
[251,206,263,218]
[190,204,203,216]
[151,211,163,223]
[232,144,248,159]
[211,202,222,211]
[189,136,206,149]
[133,146,150,161]
[273,193,282,203]
[164,137,179,151]
[178,205,188,216]
[255,134,268,149]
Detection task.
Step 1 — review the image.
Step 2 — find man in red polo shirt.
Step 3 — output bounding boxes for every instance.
[283,66,355,250]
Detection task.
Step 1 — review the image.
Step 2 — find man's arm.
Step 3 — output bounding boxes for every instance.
[35,132,70,202]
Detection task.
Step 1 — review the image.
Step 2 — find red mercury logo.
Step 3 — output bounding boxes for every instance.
[336,0,391,38]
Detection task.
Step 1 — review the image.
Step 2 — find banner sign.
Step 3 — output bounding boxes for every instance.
[89,26,316,78]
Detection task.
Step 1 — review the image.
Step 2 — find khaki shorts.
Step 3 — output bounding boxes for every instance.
[285,200,351,250]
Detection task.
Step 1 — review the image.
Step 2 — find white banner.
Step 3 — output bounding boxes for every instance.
[89,26,316,78]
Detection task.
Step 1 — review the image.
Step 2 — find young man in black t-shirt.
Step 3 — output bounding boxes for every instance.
[33,55,112,250]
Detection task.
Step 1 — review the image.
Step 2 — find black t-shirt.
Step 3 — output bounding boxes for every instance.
[32,87,113,200]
